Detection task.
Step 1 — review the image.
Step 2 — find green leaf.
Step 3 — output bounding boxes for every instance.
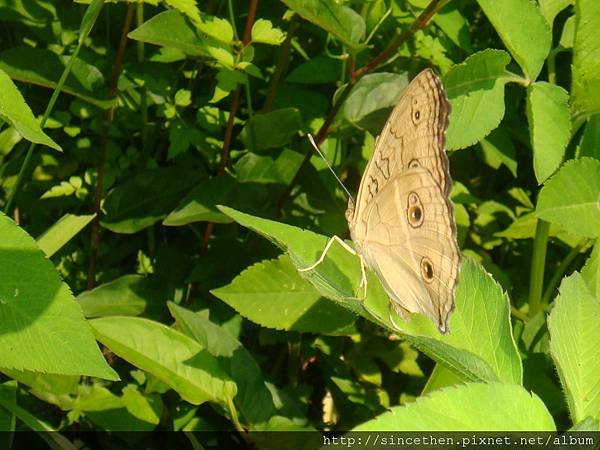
[285,56,343,85]
[75,384,161,432]
[479,128,517,177]
[163,175,270,226]
[476,0,551,80]
[240,108,302,152]
[559,15,575,49]
[235,149,304,185]
[539,0,573,25]
[370,259,522,384]
[77,275,167,318]
[0,213,117,380]
[526,82,571,183]
[548,272,600,422]
[216,206,364,308]
[571,0,600,125]
[78,0,104,45]
[168,303,283,428]
[421,364,465,394]
[36,213,95,257]
[0,48,112,109]
[101,168,201,233]
[212,254,357,334]
[281,0,365,50]
[342,73,409,134]
[217,207,522,383]
[128,11,234,68]
[444,49,511,150]
[581,243,600,299]
[90,316,237,406]
[578,115,600,160]
[251,19,285,45]
[536,158,600,238]
[353,383,555,430]
[0,382,79,450]
[0,69,61,152]
[0,368,79,410]
[434,3,473,52]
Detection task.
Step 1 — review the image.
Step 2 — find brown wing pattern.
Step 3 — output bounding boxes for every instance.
[347,69,459,333]
[358,167,459,331]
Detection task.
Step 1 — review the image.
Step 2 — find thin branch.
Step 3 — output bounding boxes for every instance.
[242,0,258,45]
[87,4,134,289]
[276,0,446,211]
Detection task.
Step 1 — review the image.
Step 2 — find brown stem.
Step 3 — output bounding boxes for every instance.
[275,0,445,211]
[262,14,300,113]
[355,0,446,79]
[87,4,134,289]
[217,87,241,174]
[242,0,258,45]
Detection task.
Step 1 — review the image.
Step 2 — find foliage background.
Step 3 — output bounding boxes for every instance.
[0,0,599,448]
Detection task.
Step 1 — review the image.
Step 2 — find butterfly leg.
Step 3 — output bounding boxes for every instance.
[358,256,368,299]
[298,235,357,272]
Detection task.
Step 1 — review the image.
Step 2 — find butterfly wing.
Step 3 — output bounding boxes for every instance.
[347,69,451,225]
[347,69,458,332]
[357,167,459,332]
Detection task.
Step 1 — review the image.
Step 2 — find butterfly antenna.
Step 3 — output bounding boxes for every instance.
[307,134,355,202]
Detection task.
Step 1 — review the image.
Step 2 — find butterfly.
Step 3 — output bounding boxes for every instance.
[301,69,460,333]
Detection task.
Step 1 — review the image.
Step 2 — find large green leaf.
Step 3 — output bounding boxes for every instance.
[0,213,117,380]
[73,384,161,432]
[240,108,302,152]
[353,383,555,430]
[168,303,289,429]
[128,10,234,68]
[476,0,551,80]
[444,50,511,150]
[281,0,365,50]
[234,149,304,185]
[526,82,571,183]
[367,258,522,384]
[163,175,270,226]
[90,316,236,406]
[101,168,201,233]
[218,207,522,384]
[548,273,600,422]
[212,254,357,334]
[571,0,600,125]
[77,275,168,318]
[0,48,112,109]
[536,158,600,238]
[0,69,60,152]
[342,73,409,135]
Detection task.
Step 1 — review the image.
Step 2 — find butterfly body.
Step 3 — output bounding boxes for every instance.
[346,69,460,333]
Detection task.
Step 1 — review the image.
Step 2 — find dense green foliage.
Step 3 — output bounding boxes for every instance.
[0,0,599,447]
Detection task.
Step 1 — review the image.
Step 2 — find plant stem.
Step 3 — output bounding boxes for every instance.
[87,4,134,289]
[528,219,550,316]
